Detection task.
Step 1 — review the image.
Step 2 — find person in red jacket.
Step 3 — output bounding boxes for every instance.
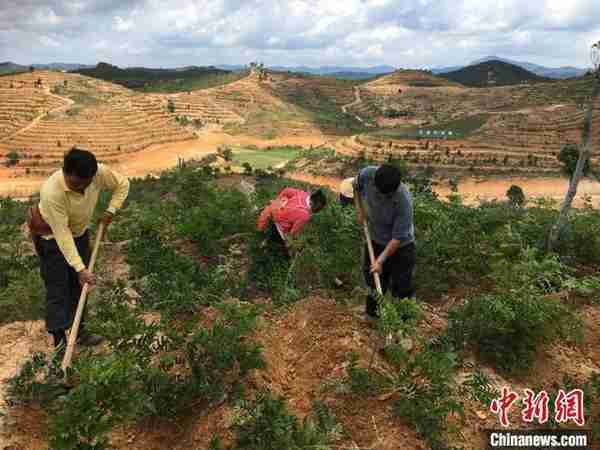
[257,187,327,254]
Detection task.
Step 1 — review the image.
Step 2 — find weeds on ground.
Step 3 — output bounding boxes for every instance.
[392,337,465,450]
[5,352,67,407]
[8,284,264,450]
[0,197,44,324]
[229,393,342,450]
[449,248,582,374]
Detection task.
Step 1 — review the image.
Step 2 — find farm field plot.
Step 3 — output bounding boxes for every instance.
[230,146,303,169]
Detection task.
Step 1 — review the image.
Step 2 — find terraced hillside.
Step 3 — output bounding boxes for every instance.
[332,95,600,177]
[0,87,68,139]
[1,68,598,180]
[168,77,256,124]
[0,71,195,176]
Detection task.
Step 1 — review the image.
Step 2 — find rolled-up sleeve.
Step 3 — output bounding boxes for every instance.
[392,190,413,242]
[41,195,85,272]
[96,164,129,214]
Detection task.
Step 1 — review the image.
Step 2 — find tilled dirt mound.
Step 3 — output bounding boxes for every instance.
[0,320,51,450]
[2,295,599,450]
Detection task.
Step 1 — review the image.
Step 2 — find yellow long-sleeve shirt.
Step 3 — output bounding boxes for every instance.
[38,164,130,272]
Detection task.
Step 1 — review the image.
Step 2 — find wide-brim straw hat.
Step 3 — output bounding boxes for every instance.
[339,177,354,198]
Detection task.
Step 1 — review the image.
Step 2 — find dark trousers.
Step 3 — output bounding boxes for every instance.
[38,231,91,342]
[339,193,354,207]
[363,241,416,317]
[266,222,289,259]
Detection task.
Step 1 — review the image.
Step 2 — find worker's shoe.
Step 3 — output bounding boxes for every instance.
[77,332,104,347]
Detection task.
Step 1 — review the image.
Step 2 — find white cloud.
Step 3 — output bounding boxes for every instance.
[113,16,134,31]
[93,39,109,50]
[366,44,384,57]
[39,35,60,47]
[1,0,599,68]
[64,1,86,14]
[34,7,62,26]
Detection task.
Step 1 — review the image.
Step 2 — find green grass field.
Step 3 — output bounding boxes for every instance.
[231,146,303,169]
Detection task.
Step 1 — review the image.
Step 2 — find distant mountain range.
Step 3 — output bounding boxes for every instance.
[0,62,94,75]
[73,62,230,88]
[1,59,586,81]
[33,63,94,71]
[433,56,586,79]
[215,64,396,76]
[0,62,29,75]
[438,60,552,87]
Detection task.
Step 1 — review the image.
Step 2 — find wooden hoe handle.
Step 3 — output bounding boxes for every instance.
[61,223,105,373]
[354,193,383,295]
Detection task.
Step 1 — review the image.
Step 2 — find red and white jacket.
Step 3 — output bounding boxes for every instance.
[256,188,311,238]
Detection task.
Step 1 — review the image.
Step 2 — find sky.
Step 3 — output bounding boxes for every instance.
[1,0,599,69]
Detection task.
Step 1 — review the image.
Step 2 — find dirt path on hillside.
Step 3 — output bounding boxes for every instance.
[341,86,366,124]
[3,88,74,142]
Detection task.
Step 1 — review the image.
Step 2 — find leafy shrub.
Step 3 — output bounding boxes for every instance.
[184,303,265,402]
[0,197,44,323]
[490,247,573,294]
[345,352,378,395]
[127,227,206,314]
[558,143,590,178]
[393,339,465,450]
[378,295,421,338]
[449,291,580,373]
[175,181,254,256]
[6,353,67,406]
[554,207,600,265]
[6,150,20,167]
[167,98,175,113]
[450,244,583,374]
[49,353,152,450]
[291,201,362,290]
[231,393,340,450]
[413,196,494,295]
[217,146,233,161]
[10,284,265,449]
[459,368,498,407]
[86,283,163,358]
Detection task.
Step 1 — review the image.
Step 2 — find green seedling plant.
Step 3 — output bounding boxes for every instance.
[392,336,466,450]
[230,392,341,450]
[369,293,421,370]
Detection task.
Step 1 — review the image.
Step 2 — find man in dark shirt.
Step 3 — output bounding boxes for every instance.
[353,164,416,319]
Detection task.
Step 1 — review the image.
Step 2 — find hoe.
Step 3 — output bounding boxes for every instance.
[61,222,105,378]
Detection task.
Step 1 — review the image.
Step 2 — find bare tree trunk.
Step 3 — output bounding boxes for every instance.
[547,75,600,251]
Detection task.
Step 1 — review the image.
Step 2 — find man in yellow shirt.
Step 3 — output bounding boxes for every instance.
[30,147,129,350]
